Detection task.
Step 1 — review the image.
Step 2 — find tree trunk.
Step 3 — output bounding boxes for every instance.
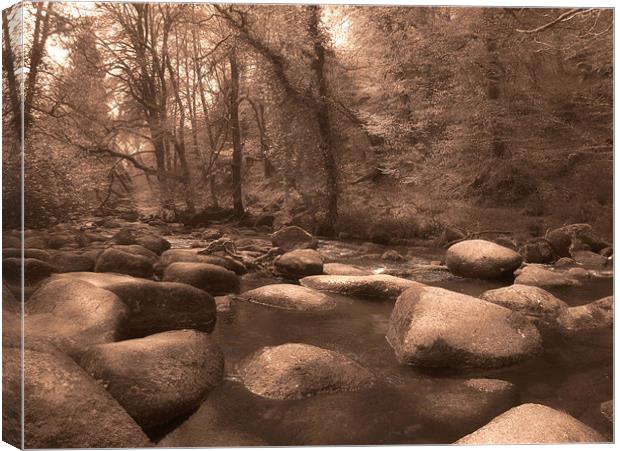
[229,48,244,218]
[308,6,338,235]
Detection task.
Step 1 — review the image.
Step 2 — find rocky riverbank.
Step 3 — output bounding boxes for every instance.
[2,218,613,447]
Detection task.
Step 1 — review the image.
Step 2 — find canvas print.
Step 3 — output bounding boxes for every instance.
[1,1,614,448]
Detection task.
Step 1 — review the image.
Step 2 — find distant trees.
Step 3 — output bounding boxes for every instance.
[3,5,612,233]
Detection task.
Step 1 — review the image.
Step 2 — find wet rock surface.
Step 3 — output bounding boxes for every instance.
[274,249,324,279]
[445,239,522,279]
[480,284,568,327]
[157,249,246,275]
[557,296,613,337]
[238,343,375,400]
[300,274,423,300]
[386,286,541,369]
[3,341,151,448]
[95,247,154,278]
[163,261,240,295]
[514,264,580,288]
[239,284,336,312]
[3,219,612,446]
[80,330,224,429]
[455,403,606,444]
[25,279,129,358]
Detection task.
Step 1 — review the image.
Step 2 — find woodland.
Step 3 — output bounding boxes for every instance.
[1,4,615,448]
[2,4,613,241]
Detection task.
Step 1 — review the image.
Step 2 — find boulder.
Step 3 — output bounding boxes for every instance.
[135,233,170,255]
[557,296,613,337]
[238,343,375,400]
[514,264,580,288]
[95,248,154,278]
[25,279,129,358]
[3,235,20,248]
[239,284,336,312]
[157,249,246,275]
[2,342,151,448]
[48,251,95,273]
[300,274,422,301]
[23,235,48,249]
[163,262,240,295]
[46,233,76,249]
[322,263,372,276]
[50,272,218,337]
[386,286,541,369]
[519,239,555,264]
[455,403,606,444]
[51,271,137,288]
[570,250,608,268]
[381,250,406,261]
[545,223,609,257]
[271,226,318,252]
[445,239,522,279]
[111,244,159,263]
[3,257,55,285]
[112,227,170,255]
[480,284,568,328]
[3,248,51,261]
[275,249,324,279]
[79,330,224,429]
[102,279,218,337]
[405,264,459,283]
[555,257,577,267]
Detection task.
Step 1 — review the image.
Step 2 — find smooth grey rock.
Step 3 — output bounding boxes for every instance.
[455,403,606,444]
[2,342,151,448]
[481,284,568,327]
[300,274,422,300]
[275,249,323,279]
[514,264,580,288]
[271,226,318,252]
[25,279,129,358]
[445,239,522,279]
[95,248,154,278]
[238,343,375,400]
[386,286,541,369]
[80,330,224,429]
[163,262,240,295]
[239,284,335,312]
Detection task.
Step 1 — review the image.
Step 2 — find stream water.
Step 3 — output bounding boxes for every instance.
[156,233,613,446]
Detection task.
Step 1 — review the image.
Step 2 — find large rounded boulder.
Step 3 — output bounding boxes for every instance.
[163,262,240,295]
[95,248,154,278]
[300,274,423,301]
[79,330,224,429]
[445,239,522,279]
[239,284,336,312]
[271,226,318,252]
[455,403,606,444]
[274,249,323,279]
[3,341,151,448]
[103,279,218,337]
[481,284,569,328]
[156,249,246,275]
[238,343,375,400]
[48,251,95,273]
[386,286,541,369]
[50,272,217,337]
[25,279,129,358]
